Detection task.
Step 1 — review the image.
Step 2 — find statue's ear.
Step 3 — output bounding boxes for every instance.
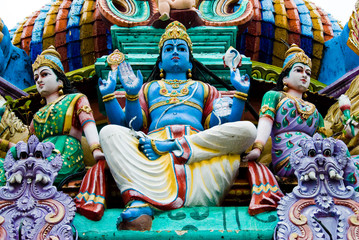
[189,62,193,70]
[159,61,162,70]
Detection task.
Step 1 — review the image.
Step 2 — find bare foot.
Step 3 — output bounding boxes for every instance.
[139,138,178,160]
[117,200,154,231]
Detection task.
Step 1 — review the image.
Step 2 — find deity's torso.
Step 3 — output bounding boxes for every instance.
[146,79,206,131]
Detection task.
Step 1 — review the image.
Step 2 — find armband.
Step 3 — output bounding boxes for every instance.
[260,105,276,115]
[77,105,93,115]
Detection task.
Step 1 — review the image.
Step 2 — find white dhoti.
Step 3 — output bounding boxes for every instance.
[100,121,256,209]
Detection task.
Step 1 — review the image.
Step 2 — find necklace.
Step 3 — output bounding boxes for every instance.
[284,92,315,119]
[163,79,189,88]
[158,79,195,104]
[33,95,66,124]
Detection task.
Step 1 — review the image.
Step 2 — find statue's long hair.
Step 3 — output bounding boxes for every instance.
[272,67,291,92]
[52,68,77,94]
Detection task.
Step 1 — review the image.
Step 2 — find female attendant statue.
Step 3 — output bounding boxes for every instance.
[244,44,325,177]
[244,44,359,190]
[98,21,257,230]
[30,46,105,186]
[0,46,107,220]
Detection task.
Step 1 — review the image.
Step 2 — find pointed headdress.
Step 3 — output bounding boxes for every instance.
[32,45,65,74]
[282,44,312,71]
[158,21,193,53]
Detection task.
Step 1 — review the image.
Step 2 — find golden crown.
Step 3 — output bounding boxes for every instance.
[32,45,65,74]
[158,21,192,53]
[282,44,312,71]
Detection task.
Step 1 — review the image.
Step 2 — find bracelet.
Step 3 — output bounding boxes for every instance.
[125,93,139,101]
[90,143,103,153]
[102,93,116,102]
[233,91,247,101]
[151,139,166,155]
[252,141,264,153]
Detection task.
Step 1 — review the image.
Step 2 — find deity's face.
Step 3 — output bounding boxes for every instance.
[283,62,311,93]
[159,39,192,74]
[34,66,63,98]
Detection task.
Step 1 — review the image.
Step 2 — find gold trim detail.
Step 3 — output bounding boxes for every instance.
[252,141,264,152]
[90,143,103,153]
[283,44,312,71]
[260,105,276,115]
[158,21,192,53]
[102,93,116,102]
[125,93,139,101]
[233,91,248,101]
[33,95,67,124]
[64,94,83,134]
[107,49,125,66]
[283,93,315,120]
[77,105,92,115]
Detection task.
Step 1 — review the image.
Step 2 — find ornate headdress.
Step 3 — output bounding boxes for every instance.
[158,21,193,53]
[32,45,65,74]
[282,44,312,71]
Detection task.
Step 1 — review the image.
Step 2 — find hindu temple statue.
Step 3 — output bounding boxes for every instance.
[30,46,105,187]
[244,44,326,177]
[98,21,257,230]
[274,134,359,239]
[244,44,359,191]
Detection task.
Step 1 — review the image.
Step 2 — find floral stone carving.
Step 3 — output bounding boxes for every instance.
[274,133,359,240]
[0,135,76,240]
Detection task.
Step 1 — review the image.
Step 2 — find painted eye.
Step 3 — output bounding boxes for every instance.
[308,149,316,157]
[323,149,331,157]
[20,152,28,160]
[35,151,43,159]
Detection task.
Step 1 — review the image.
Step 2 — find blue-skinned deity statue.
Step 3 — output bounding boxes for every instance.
[98,21,257,231]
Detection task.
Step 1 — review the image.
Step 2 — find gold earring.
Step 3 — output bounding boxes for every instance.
[40,98,45,105]
[188,69,192,79]
[58,84,64,96]
[160,69,164,79]
[283,82,289,92]
[303,92,308,98]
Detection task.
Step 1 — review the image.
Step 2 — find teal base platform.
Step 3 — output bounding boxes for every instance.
[73,207,278,239]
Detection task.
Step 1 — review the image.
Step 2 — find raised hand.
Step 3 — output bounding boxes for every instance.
[230,69,250,94]
[118,62,143,95]
[98,68,118,96]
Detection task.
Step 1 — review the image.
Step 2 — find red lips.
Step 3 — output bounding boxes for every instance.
[172,56,179,60]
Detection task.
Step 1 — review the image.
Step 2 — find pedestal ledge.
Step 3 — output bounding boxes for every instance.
[73,206,278,239]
